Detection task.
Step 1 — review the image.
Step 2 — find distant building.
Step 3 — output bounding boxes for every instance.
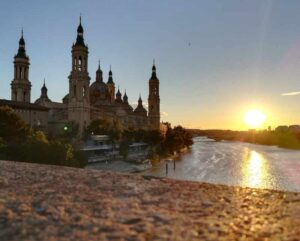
[0,99,48,131]
[0,31,48,130]
[0,17,162,136]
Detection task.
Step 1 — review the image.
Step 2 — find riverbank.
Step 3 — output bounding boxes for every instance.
[194,129,300,150]
[0,160,299,240]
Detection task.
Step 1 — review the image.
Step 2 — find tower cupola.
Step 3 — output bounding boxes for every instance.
[123,90,128,104]
[41,79,48,97]
[96,60,103,82]
[16,29,27,59]
[107,65,116,102]
[75,16,85,46]
[115,87,123,103]
[107,65,114,84]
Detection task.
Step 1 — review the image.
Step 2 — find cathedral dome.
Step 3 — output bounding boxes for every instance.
[134,95,147,116]
[134,105,147,116]
[90,81,108,94]
[90,81,111,105]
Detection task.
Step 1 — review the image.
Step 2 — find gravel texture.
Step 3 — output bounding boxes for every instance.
[0,160,299,241]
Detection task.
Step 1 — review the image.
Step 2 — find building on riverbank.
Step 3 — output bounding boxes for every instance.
[81,135,149,164]
[0,17,162,136]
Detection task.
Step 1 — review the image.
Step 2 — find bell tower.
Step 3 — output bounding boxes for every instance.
[148,60,160,130]
[11,30,31,102]
[68,16,91,134]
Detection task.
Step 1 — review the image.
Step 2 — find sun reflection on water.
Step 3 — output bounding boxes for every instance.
[242,150,270,189]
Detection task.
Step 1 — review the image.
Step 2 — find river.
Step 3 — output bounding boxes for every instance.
[142,137,300,192]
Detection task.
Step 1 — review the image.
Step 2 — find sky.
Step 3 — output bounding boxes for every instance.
[1,0,300,130]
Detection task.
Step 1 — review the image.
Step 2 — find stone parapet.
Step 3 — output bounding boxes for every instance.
[0,160,299,240]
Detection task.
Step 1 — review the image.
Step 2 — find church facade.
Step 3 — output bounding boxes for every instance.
[1,18,161,136]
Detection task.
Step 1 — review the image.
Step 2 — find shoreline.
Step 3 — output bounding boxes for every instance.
[199,135,300,151]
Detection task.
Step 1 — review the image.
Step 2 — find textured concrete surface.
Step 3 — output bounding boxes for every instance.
[0,160,299,241]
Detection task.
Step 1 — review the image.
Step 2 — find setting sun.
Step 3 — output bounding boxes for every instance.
[244,109,266,129]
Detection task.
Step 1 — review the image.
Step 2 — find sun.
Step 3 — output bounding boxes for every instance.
[244,109,266,129]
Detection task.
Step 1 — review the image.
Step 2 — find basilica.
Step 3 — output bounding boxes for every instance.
[1,18,161,136]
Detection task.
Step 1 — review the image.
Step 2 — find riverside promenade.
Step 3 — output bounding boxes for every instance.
[0,160,299,240]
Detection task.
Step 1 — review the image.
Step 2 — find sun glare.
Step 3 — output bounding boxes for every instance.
[244,109,266,129]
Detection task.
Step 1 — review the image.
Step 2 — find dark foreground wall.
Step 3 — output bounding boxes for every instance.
[0,160,299,240]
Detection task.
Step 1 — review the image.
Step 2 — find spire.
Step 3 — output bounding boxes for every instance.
[150,60,158,80]
[75,15,85,46]
[138,94,142,105]
[16,29,27,58]
[41,78,48,98]
[115,86,122,103]
[107,65,114,84]
[123,89,128,104]
[96,60,103,82]
[20,28,25,45]
[152,59,156,72]
[78,15,83,34]
[109,65,112,75]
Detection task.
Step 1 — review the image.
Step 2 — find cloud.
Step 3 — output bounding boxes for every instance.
[281,91,300,96]
[160,111,168,117]
[130,102,149,108]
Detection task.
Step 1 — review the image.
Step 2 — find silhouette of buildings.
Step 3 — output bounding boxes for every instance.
[0,18,161,135]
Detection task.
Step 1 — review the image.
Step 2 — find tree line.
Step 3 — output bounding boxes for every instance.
[0,106,86,167]
[84,119,194,159]
[0,106,194,166]
[195,128,300,150]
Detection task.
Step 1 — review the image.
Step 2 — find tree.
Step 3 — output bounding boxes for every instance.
[0,106,30,143]
[62,121,79,140]
[144,130,164,145]
[0,106,86,167]
[163,125,193,154]
[85,118,121,142]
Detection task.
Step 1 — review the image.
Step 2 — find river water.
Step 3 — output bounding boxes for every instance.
[142,137,300,192]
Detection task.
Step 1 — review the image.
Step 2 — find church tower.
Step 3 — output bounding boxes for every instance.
[11,30,31,102]
[107,66,115,103]
[68,17,91,134]
[148,61,160,130]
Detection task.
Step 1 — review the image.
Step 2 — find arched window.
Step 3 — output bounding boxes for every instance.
[74,85,77,97]
[78,56,82,72]
[74,57,77,70]
[23,91,26,101]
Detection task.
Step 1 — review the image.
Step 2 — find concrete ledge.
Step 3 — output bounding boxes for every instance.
[0,160,299,240]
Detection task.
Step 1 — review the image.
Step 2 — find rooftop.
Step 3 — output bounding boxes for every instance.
[0,99,49,111]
